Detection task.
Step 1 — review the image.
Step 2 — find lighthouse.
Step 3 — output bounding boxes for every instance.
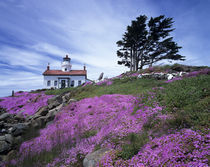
[61,55,72,72]
[43,54,87,89]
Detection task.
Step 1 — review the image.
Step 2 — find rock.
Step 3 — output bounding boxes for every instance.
[5,150,16,161]
[62,96,68,103]
[14,136,22,145]
[83,148,111,167]
[34,116,46,128]
[0,154,7,162]
[36,106,49,116]
[47,95,61,110]
[0,113,11,121]
[0,121,4,129]
[14,114,26,122]
[167,74,174,80]
[62,92,71,103]
[45,103,63,123]
[48,100,60,110]
[0,134,13,144]
[68,99,77,104]
[31,114,41,121]
[12,123,29,137]
[5,134,13,144]
[1,129,6,133]
[64,92,71,99]
[0,135,6,141]
[8,127,13,134]
[0,141,11,154]
[45,109,57,122]
[46,120,54,127]
[31,120,40,129]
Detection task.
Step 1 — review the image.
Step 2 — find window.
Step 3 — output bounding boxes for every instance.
[78,80,81,86]
[71,80,74,87]
[54,81,57,86]
[47,80,51,86]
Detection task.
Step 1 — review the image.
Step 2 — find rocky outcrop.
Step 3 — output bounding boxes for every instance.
[139,71,188,80]
[83,148,112,167]
[0,91,75,162]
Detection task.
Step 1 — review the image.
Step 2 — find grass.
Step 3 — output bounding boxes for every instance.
[8,70,209,166]
[117,132,149,160]
[157,75,210,133]
[45,78,164,100]
[45,87,75,95]
[44,73,210,133]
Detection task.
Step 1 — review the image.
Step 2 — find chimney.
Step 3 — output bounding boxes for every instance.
[66,55,68,58]
[84,64,86,71]
[47,63,50,70]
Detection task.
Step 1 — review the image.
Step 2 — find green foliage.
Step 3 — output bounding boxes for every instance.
[118,132,149,160]
[81,130,97,138]
[143,114,161,130]
[159,75,210,133]
[117,15,184,71]
[45,87,75,95]
[94,144,101,151]
[160,75,209,112]
[46,78,163,100]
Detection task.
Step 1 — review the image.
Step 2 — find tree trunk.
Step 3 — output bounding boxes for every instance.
[130,49,133,71]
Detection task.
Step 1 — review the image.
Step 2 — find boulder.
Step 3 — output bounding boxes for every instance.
[48,100,60,110]
[0,113,11,121]
[83,148,112,167]
[36,106,49,116]
[0,154,7,162]
[68,99,77,104]
[45,104,63,123]
[47,95,64,110]
[33,116,46,128]
[5,134,13,144]
[14,136,22,145]
[0,135,6,141]
[62,92,71,103]
[0,141,11,154]
[0,121,4,129]
[14,114,26,122]
[167,74,174,80]
[11,123,29,137]
[45,109,57,122]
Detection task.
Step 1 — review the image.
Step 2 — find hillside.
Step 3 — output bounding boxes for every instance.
[0,65,210,167]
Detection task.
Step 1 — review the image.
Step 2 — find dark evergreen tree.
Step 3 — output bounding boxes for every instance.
[117,15,185,71]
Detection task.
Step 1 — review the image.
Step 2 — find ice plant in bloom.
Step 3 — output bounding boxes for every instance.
[17,93,166,166]
[96,79,113,86]
[0,91,53,116]
[98,129,209,167]
[165,68,210,83]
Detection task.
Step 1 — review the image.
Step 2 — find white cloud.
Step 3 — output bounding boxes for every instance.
[2,0,209,97]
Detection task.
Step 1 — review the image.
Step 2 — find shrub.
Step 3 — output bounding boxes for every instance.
[118,132,149,160]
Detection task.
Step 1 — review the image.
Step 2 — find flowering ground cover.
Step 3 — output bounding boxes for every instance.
[3,68,210,167]
[165,68,210,83]
[0,91,53,116]
[98,129,209,167]
[7,93,167,166]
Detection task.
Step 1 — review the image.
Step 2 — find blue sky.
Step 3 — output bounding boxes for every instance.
[0,0,210,97]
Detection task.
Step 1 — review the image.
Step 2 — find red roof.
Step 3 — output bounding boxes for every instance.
[43,70,87,76]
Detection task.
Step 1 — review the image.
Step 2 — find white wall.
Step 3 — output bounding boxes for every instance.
[43,75,86,89]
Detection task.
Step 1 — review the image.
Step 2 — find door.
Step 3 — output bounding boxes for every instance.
[61,80,66,88]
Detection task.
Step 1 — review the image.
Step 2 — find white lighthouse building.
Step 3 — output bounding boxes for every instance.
[43,55,87,89]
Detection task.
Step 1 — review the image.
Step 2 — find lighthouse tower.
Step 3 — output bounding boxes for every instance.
[61,55,72,72]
